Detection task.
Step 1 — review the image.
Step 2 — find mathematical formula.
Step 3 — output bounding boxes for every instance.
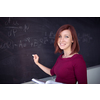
[0,33,93,49]
[0,31,55,49]
[0,17,93,50]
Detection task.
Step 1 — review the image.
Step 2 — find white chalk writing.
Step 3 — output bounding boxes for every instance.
[0,32,93,50]
[78,33,92,43]
[5,18,29,37]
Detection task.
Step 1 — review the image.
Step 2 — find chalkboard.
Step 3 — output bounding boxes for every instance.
[0,17,100,83]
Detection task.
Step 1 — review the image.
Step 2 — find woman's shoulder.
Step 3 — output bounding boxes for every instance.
[72,53,83,59]
[72,54,87,69]
[72,54,86,63]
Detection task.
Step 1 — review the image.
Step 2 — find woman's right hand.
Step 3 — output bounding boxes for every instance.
[33,54,51,76]
[33,54,39,65]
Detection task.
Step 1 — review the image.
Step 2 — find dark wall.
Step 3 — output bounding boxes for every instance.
[0,17,100,83]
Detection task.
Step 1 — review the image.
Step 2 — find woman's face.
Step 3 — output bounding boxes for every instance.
[57,30,73,51]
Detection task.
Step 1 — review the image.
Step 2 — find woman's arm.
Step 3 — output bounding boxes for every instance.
[33,54,52,76]
[74,57,87,84]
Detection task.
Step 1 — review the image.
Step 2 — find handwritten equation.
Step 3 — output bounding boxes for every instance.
[5,17,29,37]
[0,17,93,50]
[78,33,93,43]
[0,31,55,49]
[0,32,93,49]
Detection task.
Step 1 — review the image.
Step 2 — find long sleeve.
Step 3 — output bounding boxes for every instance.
[50,56,60,76]
[73,56,87,84]
[50,65,55,76]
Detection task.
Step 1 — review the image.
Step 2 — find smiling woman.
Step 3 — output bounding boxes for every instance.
[57,30,73,56]
[33,24,87,84]
[54,24,80,55]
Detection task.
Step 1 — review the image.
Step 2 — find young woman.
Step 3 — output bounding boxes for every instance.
[33,24,87,84]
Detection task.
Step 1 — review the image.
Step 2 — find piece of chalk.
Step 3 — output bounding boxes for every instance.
[32,54,34,56]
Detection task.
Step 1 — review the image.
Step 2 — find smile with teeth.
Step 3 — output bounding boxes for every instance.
[60,43,66,46]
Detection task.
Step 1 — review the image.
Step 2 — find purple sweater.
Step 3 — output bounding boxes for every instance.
[50,54,87,84]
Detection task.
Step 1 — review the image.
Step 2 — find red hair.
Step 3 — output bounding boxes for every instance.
[54,24,80,55]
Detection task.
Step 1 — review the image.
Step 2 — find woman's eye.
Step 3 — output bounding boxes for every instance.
[65,36,69,38]
[59,36,61,38]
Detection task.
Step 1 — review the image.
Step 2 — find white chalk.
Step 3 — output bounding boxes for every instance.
[32,54,34,56]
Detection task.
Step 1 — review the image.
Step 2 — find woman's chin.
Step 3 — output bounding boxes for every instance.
[59,47,64,50]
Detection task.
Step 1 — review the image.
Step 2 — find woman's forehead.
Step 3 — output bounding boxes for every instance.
[60,30,71,36]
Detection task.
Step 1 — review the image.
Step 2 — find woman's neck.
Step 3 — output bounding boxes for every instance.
[63,50,72,58]
[63,50,78,58]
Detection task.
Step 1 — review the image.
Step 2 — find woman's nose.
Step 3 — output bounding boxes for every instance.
[60,37,64,42]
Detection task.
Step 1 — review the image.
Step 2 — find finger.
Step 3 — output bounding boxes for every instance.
[32,54,36,58]
[34,55,38,59]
